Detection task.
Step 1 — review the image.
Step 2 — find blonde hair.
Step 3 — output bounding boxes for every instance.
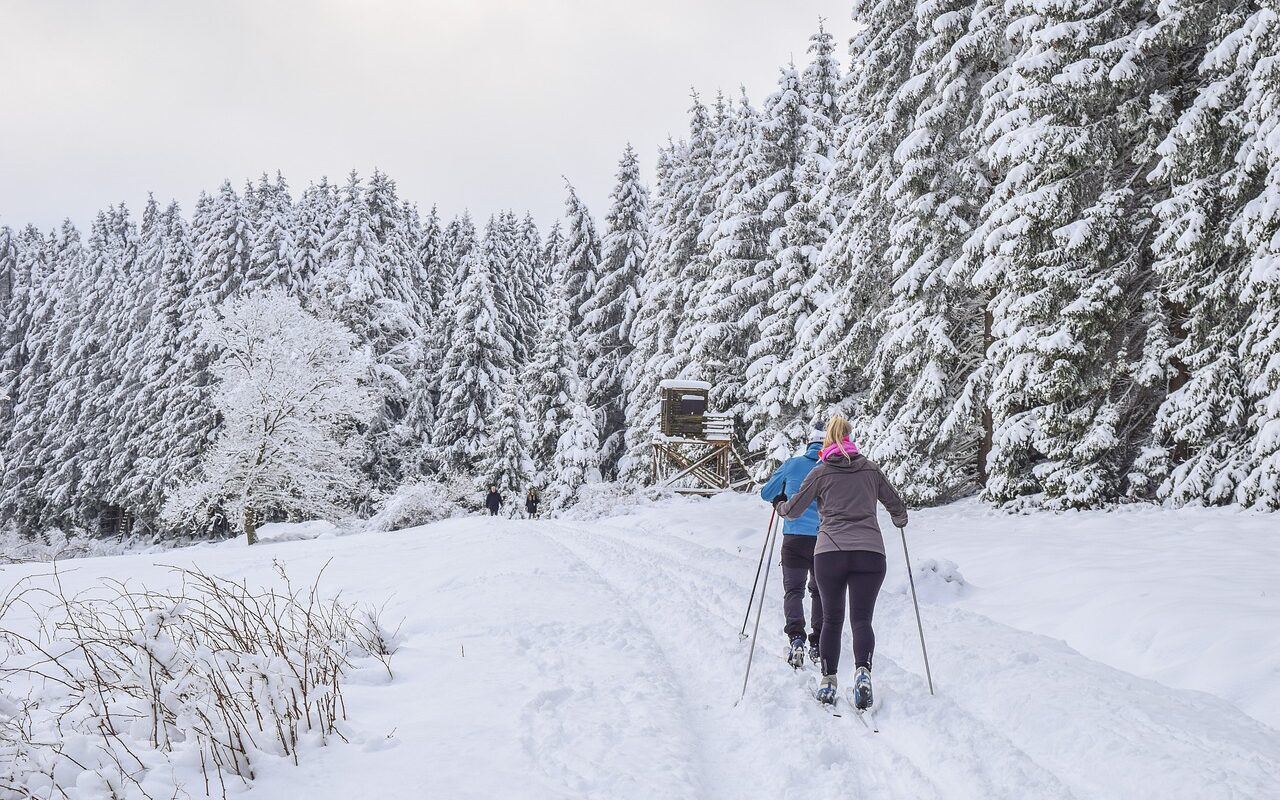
[823,414,853,450]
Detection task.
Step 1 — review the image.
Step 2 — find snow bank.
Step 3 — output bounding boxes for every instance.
[367,478,472,532]
[553,482,693,521]
[886,557,970,604]
[0,527,207,563]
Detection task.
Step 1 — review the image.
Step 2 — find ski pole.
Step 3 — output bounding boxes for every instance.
[737,511,781,704]
[739,509,777,640]
[898,525,935,696]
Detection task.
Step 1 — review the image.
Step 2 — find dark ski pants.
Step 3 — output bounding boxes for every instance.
[781,535,822,645]
[815,550,886,675]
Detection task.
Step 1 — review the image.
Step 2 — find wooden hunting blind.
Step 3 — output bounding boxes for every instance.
[652,379,752,495]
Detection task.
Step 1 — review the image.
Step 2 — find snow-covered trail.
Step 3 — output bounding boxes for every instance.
[6,495,1276,799]
[539,520,1278,800]
[234,500,1279,800]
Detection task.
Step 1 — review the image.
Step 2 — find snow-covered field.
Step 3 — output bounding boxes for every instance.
[2,493,1277,799]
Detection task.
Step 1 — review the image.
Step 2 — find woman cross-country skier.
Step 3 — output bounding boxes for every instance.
[485,486,502,517]
[525,487,541,519]
[773,414,908,710]
[758,422,827,669]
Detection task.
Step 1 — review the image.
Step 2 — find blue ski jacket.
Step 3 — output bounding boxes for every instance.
[759,443,822,536]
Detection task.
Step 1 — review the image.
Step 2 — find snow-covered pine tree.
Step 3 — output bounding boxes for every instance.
[561,181,601,334]
[0,226,17,317]
[585,144,648,479]
[314,171,420,493]
[291,178,337,294]
[314,171,386,319]
[71,205,141,527]
[961,0,1163,509]
[432,246,510,474]
[150,190,241,515]
[855,0,1001,504]
[418,205,447,315]
[407,205,447,475]
[744,31,845,465]
[162,290,375,544]
[801,19,842,159]
[246,172,297,290]
[30,222,87,531]
[1134,1,1256,505]
[100,198,168,522]
[540,219,564,289]
[688,89,776,418]
[483,212,524,370]
[476,374,531,501]
[1222,7,1280,510]
[511,212,544,364]
[444,213,478,285]
[619,145,675,485]
[743,151,830,466]
[0,226,56,531]
[545,361,601,511]
[790,0,920,417]
[523,274,579,478]
[191,181,252,305]
[0,225,43,427]
[117,201,194,524]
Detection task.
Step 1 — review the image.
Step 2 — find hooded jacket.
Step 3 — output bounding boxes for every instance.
[776,450,908,556]
[758,442,823,536]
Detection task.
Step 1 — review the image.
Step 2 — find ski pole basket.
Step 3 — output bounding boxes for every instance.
[652,379,755,495]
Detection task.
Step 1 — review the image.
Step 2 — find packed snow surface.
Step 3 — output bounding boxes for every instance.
[3,493,1277,799]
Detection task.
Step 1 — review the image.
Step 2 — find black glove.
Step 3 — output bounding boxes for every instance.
[772,492,788,509]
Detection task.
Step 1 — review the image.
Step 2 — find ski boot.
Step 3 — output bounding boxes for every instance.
[787,637,806,669]
[815,674,837,705]
[808,642,821,665]
[853,666,874,711]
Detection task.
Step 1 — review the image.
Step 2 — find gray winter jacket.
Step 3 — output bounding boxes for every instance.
[776,452,908,556]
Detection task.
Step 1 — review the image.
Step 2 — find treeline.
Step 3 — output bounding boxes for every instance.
[622,4,1280,512]
[0,161,645,535]
[3,2,1279,540]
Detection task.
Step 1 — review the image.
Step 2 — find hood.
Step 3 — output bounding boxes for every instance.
[803,441,822,460]
[825,452,873,472]
[819,438,861,462]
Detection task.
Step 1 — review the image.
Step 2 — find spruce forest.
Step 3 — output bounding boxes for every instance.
[2,2,1279,541]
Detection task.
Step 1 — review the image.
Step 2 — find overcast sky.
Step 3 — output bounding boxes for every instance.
[2,0,856,234]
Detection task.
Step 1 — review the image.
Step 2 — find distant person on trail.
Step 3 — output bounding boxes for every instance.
[526,488,540,519]
[759,422,827,669]
[485,486,502,516]
[774,414,908,710]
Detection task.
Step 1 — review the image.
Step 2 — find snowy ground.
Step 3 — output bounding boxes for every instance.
[2,493,1277,799]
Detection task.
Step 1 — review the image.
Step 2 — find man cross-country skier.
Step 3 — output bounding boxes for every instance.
[759,422,827,670]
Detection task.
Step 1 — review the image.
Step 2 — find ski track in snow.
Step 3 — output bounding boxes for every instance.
[548,522,1076,800]
[537,519,1278,800]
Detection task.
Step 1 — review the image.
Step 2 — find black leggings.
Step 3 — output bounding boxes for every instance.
[815,550,886,675]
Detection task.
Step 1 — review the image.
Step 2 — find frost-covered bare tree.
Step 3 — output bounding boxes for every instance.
[162,290,376,543]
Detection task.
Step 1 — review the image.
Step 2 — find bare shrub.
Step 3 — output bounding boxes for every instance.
[0,560,398,799]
